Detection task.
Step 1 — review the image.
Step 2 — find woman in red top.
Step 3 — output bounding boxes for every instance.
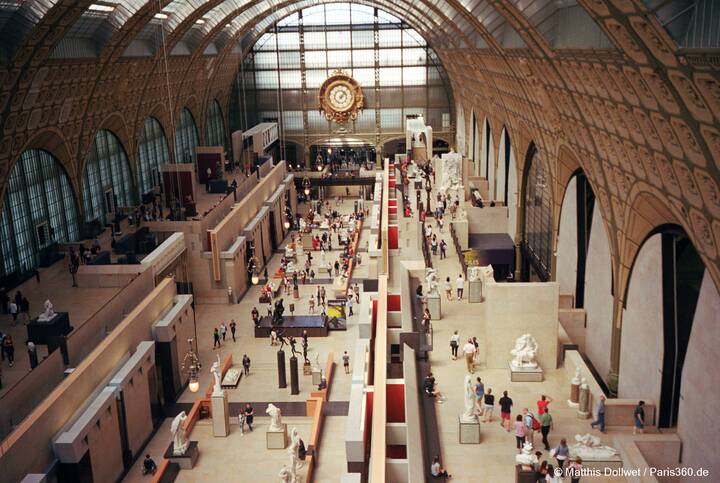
[537,394,552,415]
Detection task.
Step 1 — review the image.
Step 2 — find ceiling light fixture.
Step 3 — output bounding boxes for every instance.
[154,12,169,20]
[196,19,206,25]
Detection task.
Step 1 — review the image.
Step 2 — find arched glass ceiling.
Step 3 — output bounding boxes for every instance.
[1,0,620,61]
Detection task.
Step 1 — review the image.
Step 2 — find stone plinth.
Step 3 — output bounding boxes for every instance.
[509,363,543,382]
[165,441,199,469]
[515,464,537,483]
[312,368,322,385]
[266,424,288,449]
[452,219,468,250]
[579,455,623,471]
[211,392,230,437]
[468,280,482,303]
[426,294,441,320]
[458,416,481,444]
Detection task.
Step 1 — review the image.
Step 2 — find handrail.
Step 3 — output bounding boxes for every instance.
[450,223,467,277]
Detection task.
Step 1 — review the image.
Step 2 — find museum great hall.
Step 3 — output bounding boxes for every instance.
[0,1,718,482]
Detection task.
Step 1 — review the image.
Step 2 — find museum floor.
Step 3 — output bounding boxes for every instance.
[115,192,651,482]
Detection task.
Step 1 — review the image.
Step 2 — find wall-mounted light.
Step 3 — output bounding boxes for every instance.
[302,177,311,196]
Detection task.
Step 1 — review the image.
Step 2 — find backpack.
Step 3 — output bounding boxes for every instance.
[532,417,541,431]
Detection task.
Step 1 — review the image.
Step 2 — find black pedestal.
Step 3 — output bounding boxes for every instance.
[277,350,287,388]
[290,356,300,395]
[27,312,71,345]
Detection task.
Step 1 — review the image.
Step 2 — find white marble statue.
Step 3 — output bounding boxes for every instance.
[572,367,581,385]
[516,441,539,467]
[510,333,539,369]
[425,268,440,296]
[266,403,283,432]
[468,266,482,282]
[38,299,55,321]
[278,466,291,483]
[319,249,326,267]
[296,242,304,258]
[299,218,307,232]
[210,356,222,396]
[461,374,476,422]
[288,427,303,482]
[284,260,297,274]
[438,153,463,198]
[170,411,189,456]
[312,353,322,373]
[570,433,619,460]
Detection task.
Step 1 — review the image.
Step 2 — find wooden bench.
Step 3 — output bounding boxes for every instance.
[310,352,335,402]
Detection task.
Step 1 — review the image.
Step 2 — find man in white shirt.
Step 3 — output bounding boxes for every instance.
[456,274,465,300]
[462,339,476,373]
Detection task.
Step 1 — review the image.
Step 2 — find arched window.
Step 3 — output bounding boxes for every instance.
[206,99,226,148]
[137,117,170,195]
[82,129,135,225]
[521,143,553,281]
[174,107,199,165]
[0,150,79,275]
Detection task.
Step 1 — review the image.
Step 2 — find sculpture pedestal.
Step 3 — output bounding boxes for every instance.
[266,424,288,449]
[303,362,312,375]
[312,368,322,385]
[290,356,300,395]
[458,416,481,444]
[164,441,199,469]
[451,219,468,250]
[426,294,441,320]
[277,350,287,388]
[211,392,230,437]
[468,280,482,303]
[579,455,623,471]
[568,382,580,408]
[515,464,537,483]
[509,363,543,382]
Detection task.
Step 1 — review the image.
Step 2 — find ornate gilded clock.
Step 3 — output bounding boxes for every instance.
[318,70,364,124]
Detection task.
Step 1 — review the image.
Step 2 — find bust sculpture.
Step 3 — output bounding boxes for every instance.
[516,441,539,467]
[210,356,222,396]
[425,268,440,296]
[460,374,476,422]
[570,433,618,460]
[38,299,55,321]
[170,411,189,456]
[510,333,539,370]
[266,403,283,431]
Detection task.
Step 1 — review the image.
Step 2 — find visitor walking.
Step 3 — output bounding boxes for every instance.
[309,294,316,313]
[346,296,354,316]
[537,394,552,415]
[482,388,495,422]
[213,328,221,349]
[27,341,38,369]
[439,239,447,259]
[523,408,537,446]
[514,415,526,451]
[567,457,583,483]
[552,438,570,473]
[3,335,14,366]
[230,320,237,342]
[540,407,553,450]
[499,391,514,431]
[450,330,460,359]
[455,274,465,300]
[633,400,645,434]
[8,301,17,326]
[242,354,251,376]
[20,297,30,323]
[444,277,453,301]
[219,322,227,341]
[343,351,350,374]
[474,377,485,415]
[462,338,476,373]
[590,395,606,433]
[243,403,254,431]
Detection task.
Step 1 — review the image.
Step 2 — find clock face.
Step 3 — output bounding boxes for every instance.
[318,70,364,124]
[328,84,353,112]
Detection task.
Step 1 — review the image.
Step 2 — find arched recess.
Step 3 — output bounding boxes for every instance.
[520,142,553,282]
[82,130,135,225]
[472,111,481,174]
[506,133,519,240]
[0,149,80,276]
[480,117,494,186]
[137,117,170,196]
[206,99,227,149]
[619,225,711,429]
[174,107,200,165]
[455,104,466,156]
